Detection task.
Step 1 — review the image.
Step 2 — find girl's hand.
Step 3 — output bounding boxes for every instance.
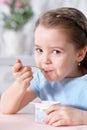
[45,104,87,126]
[12,59,33,88]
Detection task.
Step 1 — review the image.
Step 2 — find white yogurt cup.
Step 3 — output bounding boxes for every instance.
[34,101,59,123]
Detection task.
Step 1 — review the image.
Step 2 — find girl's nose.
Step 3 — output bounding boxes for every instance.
[42,54,51,64]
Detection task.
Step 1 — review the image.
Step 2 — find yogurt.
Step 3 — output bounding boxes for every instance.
[34,101,59,123]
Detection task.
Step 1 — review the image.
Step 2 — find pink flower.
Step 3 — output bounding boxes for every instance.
[0,0,10,4]
[15,1,23,8]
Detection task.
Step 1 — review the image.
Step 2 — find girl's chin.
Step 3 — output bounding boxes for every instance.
[44,75,59,81]
[46,78,58,81]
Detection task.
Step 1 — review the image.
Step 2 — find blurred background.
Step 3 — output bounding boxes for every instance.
[0,0,87,56]
[0,0,87,112]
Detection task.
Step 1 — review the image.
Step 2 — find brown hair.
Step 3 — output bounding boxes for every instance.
[35,7,87,70]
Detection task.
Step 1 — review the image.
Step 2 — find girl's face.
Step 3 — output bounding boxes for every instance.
[34,25,82,81]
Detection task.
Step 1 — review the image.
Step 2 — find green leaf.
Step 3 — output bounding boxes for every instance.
[2,1,33,30]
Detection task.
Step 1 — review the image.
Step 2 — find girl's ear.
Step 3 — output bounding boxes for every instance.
[77,46,87,62]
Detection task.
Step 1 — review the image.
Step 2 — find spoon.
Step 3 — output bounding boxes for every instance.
[0,64,41,71]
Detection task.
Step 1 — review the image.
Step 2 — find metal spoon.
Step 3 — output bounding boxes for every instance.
[0,64,40,71]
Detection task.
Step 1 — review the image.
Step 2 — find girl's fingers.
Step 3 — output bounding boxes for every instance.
[12,63,22,72]
[18,70,33,81]
[14,67,32,78]
[20,76,33,86]
[45,110,59,123]
[46,104,61,114]
[45,113,56,125]
[16,59,22,64]
[52,119,66,127]
[12,59,23,72]
[16,73,33,87]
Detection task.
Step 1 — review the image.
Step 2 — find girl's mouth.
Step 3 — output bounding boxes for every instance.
[40,66,54,73]
[42,68,54,73]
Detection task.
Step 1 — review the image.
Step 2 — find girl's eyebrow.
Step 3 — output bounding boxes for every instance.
[34,44,40,47]
[35,44,64,50]
[47,46,65,51]
[34,45,64,52]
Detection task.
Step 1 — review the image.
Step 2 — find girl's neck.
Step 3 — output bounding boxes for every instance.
[67,67,86,78]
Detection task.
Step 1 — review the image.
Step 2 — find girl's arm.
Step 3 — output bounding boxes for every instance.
[0,59,37,114]
[0,85,36,114]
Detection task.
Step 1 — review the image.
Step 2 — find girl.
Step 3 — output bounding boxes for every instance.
[0,7,87,126]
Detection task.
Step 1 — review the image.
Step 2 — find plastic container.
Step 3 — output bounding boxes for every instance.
[34,101,59,123]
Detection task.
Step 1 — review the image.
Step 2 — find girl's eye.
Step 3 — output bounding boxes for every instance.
[35,48,43,53]
[53,50,60,54]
